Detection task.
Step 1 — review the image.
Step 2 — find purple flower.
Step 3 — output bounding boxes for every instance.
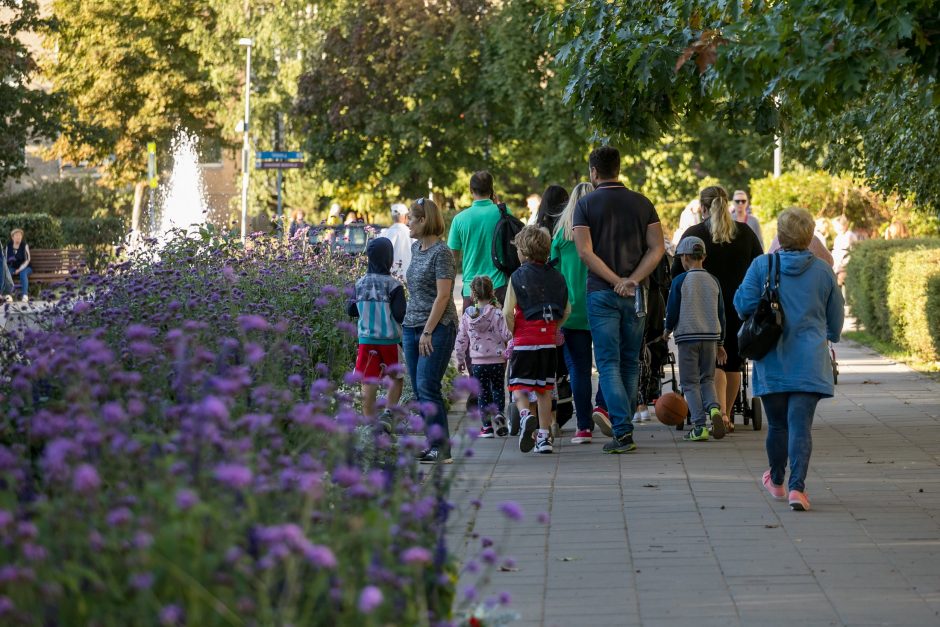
[237,314,270,332]
[130,571,154,590]
[0,596,13,615]
[357,585,383,613]
[71,300,91,315]
[537,512,550,525]
[0,510,12,530]
[175,489,199,510]
[498,501,524,522]
[213,464,253,490]
[72,464,101,494]
[454,376,481,397]
[498,591,512,605]
[400,546,432,565]
[303,544,337,568]
[106,507,133,526]
[463,585,477,602]
[159,604,183,626]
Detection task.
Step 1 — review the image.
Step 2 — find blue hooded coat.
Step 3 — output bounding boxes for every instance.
[733,250,844,398]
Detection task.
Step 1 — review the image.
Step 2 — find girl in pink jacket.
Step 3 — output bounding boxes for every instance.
[456,276,513,438]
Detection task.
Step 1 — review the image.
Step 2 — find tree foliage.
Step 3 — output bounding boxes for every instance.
[551,0,940,213]
[0,0,60,186]
[47,0,220,185]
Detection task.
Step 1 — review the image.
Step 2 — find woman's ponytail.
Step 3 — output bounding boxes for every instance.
[700,186,735,244]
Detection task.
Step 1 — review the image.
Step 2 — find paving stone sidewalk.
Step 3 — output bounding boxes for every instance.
[446,334,940,626]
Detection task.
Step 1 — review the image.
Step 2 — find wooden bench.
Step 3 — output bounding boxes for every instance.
[12,249,87,286]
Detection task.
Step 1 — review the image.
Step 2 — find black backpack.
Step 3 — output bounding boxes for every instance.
[491,203,525,277]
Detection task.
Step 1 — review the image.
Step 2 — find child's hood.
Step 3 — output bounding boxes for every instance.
[466,304,501,333]
[366,237,394,275]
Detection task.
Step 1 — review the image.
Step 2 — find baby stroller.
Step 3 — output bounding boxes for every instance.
[730,361,762,430]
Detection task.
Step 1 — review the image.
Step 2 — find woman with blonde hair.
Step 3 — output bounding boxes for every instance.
[672,186,763,432]
[551,183,606,444]
[734,207,843,510]
[403,198,459,464]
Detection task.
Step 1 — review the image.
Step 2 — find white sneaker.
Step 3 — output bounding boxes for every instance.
[21,295,28,303]
[3,295,11,304]
[534,432,553,454]
[639,409,651,422]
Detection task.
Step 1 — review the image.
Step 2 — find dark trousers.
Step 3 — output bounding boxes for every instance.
[561,328,606,431]
[471,363,506,423]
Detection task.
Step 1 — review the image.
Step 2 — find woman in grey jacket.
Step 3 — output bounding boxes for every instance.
[733,207,844,512]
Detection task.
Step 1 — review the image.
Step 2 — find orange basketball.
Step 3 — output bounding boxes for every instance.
[655,392,688,426]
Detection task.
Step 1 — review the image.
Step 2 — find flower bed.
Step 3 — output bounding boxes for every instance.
[0,231,499,625]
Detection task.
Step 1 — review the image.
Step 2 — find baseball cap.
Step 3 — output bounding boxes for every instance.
[676,236,706,256]
[391,203,409,216]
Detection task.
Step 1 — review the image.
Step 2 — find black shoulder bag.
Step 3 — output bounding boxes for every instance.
[737,252,785,360]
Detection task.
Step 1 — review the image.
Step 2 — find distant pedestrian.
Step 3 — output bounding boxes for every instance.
[379,203,415,279]
[455,275,512,439]
[672,198,702,243]
[831,215,859,291]
[673,186,762,433]
[552,182,607,444]
[504,225,570,454]
[663,236,727,441]
[734,207,844,511]
[345,237,406,429]
[573,146,666,454]
[403,198,459,465]
[288,210,308,239]
[732,190,764,251]
[448,171,513,310]
[5,228,32,303]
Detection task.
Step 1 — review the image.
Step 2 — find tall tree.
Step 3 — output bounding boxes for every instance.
[0,0,60,187]
[47,0,220,185]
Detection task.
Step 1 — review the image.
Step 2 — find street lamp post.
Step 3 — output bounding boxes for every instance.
[238,37,253,242]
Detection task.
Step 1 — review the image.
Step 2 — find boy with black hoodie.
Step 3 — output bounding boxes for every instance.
[346,237,407,427]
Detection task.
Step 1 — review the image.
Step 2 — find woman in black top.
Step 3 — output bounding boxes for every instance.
[672,186,763,431]
[535,185,569,234]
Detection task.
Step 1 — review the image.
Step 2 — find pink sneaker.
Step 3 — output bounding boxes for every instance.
[571,429,593,444]
[788,490,811,511]
[762,470,785,500]
[592,406,612,437]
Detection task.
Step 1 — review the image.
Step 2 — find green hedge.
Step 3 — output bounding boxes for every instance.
[845,238,940,361]
[61,216,127,271]
[0,213,63,248]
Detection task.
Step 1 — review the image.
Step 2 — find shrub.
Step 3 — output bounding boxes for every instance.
[0,213,63,248]
[60,216,128,271]
[845,238,940,361]
[657,200,687,238]
[0,178,131,219]
[0,231,509,625]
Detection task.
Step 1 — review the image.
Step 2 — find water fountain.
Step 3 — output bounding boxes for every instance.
[156,130,210,238]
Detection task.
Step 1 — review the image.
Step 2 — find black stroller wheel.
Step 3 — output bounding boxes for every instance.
[752,398,763,431]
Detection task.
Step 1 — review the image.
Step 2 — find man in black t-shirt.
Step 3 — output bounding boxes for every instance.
[573,146,665,454]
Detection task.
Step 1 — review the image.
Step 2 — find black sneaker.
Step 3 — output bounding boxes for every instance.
[602,433,636,454]
[418,448,453,464]
[518,413,537,453]
[414,447,432,460]
[493,413,509,437]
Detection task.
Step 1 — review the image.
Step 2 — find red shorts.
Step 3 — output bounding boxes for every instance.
[355,344,401,379]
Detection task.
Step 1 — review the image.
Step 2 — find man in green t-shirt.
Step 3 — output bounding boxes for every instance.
[447,170,512,311]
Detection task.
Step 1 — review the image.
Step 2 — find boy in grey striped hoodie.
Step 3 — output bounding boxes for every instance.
[663,236,727,441]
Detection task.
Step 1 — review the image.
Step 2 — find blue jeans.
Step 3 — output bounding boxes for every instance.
[587,290,645,438]
[403,323,457,451]
[762,392,822,492]
[561,328,606,431]
[12,266,31,297]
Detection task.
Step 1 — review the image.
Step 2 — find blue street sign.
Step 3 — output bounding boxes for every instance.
[256,151,304,161]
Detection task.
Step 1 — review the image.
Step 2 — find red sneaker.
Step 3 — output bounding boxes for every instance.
[762,470,785,500]
[570,429,593,444]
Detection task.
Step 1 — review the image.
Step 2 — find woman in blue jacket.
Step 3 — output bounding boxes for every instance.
[734,207,844,512]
